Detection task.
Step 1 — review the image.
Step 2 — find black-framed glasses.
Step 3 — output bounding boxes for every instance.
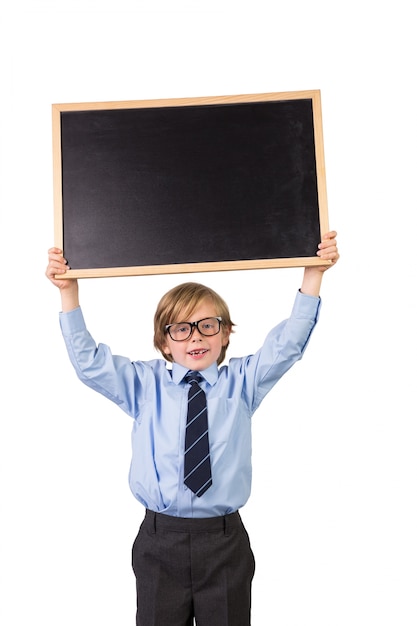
[165,317,222,341]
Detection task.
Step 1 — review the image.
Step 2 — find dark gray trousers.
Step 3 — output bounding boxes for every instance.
[132,509,256,626]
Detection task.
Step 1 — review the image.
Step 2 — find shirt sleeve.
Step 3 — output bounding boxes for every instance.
[59,306,149,417]
[232,290,321,412]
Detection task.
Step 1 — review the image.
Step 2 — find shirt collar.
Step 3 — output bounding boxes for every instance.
[172,362,219,386]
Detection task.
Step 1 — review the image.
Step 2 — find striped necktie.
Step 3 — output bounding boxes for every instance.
[184,372,212,497]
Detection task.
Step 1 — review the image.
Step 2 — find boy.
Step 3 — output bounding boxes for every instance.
[46,231,339,625]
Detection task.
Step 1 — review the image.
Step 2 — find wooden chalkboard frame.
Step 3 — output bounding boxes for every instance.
[52,90,330,278]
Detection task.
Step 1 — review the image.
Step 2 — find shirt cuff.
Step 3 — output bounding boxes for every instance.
[293,289,321,319]
[59,306,86,335]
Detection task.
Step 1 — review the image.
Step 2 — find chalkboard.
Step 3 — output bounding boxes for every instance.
[52,90,330,278]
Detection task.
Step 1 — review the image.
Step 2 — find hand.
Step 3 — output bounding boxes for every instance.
[301,230,339,296]
[315,230,339,272]
[45,247,76,290]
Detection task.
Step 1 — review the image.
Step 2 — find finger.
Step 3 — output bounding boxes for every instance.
[48,253,68,267]
[51,266,67,275]
[317,245,338,259]
[322,230,337,240]
[318,237,337,252]
[46,261,68,280]
[47,247,63,255]
[48,258,67,271]
[318,249,338,259]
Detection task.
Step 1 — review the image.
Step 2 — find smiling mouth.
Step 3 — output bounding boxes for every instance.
[188,349,208,356]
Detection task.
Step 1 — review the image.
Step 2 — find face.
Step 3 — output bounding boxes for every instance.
[162,299,230,371]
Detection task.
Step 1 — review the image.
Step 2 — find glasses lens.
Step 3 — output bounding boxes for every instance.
[168,323,192,340]
[197,318,220,336]
[167,318,221,341]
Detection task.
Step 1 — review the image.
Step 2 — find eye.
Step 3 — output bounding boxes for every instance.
[171,324,190,336]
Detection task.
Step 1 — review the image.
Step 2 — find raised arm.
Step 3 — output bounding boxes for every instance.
[300,231,339,297]
[45,247,79,312]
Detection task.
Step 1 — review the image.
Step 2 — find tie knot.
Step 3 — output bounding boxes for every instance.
[185,371,202,385]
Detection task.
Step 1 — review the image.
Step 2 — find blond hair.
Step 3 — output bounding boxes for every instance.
[154,282,235,364]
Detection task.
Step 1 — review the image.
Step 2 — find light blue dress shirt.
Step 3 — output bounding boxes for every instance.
[59,290,321,518]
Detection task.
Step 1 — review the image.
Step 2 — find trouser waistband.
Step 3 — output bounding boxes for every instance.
[143,509,242,536]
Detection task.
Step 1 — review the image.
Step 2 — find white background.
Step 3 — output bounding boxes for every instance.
[1,2,416,625]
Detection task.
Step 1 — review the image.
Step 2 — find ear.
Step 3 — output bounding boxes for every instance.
[162,342,172,355]
[221,326,231,346]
